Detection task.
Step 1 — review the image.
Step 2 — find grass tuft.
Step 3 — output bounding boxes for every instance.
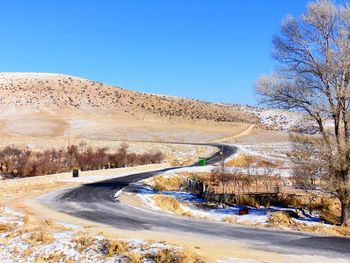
[149,175,183,191]
[103,239,129,256]
[223,216,237,224]
[73,233,96,253]
[268,212,292,226]
[0,223,9,232]
[151,195,192,217]
[29,231,54,245]
[126,252,144,263]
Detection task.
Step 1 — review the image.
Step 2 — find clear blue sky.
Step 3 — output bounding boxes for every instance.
[0,0,313,105]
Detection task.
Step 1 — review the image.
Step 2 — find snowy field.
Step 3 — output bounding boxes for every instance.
[0,206,195,263]
[135,184,323,226]
[130,141,324,227]
[165,143,293,178]
[243,107,303,131]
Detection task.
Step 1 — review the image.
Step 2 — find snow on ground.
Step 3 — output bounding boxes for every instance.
[162,164,292,178]
[135,184,322,226]
[227,143,294,177]
[0,206,191,263]
[217,258,264,263]
[235,143,292,162]
[243,107,302,131]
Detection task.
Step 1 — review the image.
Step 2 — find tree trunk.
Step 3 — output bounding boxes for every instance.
[340,193,350,226]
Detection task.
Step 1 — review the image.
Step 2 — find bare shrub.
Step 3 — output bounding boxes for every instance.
[268,212,293,227]
[0,142,164,178]
[73,233,97,253]
[102,239,129,256]
[29,231,54,245]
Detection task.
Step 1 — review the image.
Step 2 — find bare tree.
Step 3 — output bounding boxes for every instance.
[255,0,350,225]
[210,166,232,197]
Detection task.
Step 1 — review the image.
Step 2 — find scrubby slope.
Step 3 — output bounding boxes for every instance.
[0,72,261,144]
[0,72,301,145]
[0,72,257,123]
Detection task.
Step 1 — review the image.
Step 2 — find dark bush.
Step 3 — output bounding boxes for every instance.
[0,143,164,179]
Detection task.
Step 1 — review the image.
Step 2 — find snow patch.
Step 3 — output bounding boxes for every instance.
[217,258,265,263]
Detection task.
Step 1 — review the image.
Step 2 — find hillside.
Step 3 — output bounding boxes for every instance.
[0,73,257,123]
[0,72,298,146]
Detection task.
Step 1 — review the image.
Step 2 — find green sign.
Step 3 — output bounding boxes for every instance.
[198,157,206,166]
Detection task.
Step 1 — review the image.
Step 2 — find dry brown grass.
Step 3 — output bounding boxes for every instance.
[318,198,341,225]
[0,204,206,262]
[180,172,211,185]
[29,231,54,245]
[296,224,350,236]
[73,233,97,253]
[277,195,341,225]
[151,195,192,217]
[153,248,202,263]
[226,155,254,167]
[167,157,182,166]
[223,216,262,227]
[0,73,257,126]
[103,239,129,256]
[35,251,66,263]
[267,211,350,236]
[268,212,293,226]
[226,154,279,168]
[126,252,144,263]
[0,181,71,199]
[223,216,238,224]
[0,73,258,148]
[150,175,183,191]
[233,195,260,208]
[22,247,34,257]
[0,223,9,232]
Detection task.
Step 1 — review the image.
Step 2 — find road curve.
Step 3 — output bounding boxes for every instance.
[38,144,350,259]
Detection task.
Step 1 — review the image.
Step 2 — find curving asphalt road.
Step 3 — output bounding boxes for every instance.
[38,144,350,260]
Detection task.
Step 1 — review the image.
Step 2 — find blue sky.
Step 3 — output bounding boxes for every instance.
[0,0,312,105]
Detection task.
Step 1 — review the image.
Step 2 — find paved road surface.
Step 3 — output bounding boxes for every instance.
[38,144,350,259]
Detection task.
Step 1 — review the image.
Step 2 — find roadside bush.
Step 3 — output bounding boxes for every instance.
[0,143,164,178]
[268,212,293,226]
[73,233,97,253]
[233,195,259,208]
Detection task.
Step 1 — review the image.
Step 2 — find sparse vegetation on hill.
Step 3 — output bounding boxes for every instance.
[0,73,258,124]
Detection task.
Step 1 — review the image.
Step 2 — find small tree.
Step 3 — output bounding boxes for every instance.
[210,166,232,201]
[256,0,350,225]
